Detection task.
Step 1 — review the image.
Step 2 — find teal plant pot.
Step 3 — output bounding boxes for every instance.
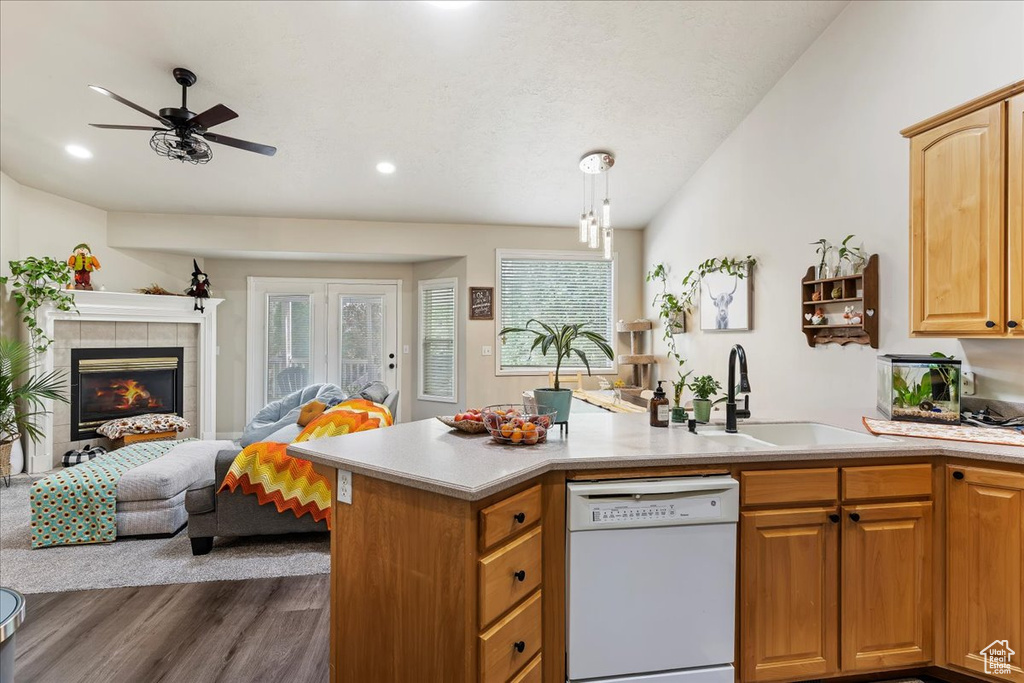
[534,388,573,423]
[671,407,688,424]
[692,399,712,424]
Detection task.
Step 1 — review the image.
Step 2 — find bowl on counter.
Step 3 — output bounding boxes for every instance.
[482,404,556,446]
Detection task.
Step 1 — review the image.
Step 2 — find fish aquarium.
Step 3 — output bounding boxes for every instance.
[877,354,961,425]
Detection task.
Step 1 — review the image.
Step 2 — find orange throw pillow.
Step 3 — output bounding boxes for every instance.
[297,400,327,426]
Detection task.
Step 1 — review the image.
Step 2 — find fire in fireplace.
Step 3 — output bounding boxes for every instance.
[70,348,184,440]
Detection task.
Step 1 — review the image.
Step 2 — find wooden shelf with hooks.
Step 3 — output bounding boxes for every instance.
[801,254,879,348]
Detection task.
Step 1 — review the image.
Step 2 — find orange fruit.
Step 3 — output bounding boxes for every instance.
[510,429,523,444]
[521,422,537,433]
[524,430,539,445]
[499,423,514,438]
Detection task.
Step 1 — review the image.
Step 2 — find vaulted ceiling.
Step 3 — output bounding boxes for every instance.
[0,1,846,228]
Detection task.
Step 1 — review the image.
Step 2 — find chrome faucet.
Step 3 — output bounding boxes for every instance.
[726,344,751,433]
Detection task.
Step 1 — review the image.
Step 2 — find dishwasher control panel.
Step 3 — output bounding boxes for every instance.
[589,496,721,524]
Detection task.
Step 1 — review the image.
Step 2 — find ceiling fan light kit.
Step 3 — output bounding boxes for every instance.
[578,151,614,259]
[89,67,277,164]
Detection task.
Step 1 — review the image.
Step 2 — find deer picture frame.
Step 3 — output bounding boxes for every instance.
[700,263,753,331]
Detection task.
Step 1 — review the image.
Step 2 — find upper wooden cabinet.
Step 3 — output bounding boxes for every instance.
[903,81,1024,337]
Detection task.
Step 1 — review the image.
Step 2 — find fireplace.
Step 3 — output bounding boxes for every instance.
[70,347,185,440]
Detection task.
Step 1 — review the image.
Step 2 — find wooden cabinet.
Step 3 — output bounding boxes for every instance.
[903,80,1024,337]
[947,465,1024,682]
[841,502,933,671]
[1009,93,1024,336]
[740,507,839,682]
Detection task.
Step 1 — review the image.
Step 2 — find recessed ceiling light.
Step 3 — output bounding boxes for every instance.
[376,161,396,175]
[65,144,93,159]
[424,1,476,9]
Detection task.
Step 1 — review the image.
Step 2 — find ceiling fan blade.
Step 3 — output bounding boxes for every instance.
[190,104,238,130]
[202,132,276,157]
[89,123,168,131]
[88,85,173,127]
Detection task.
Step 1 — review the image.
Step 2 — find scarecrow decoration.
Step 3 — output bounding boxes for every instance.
[67,243,101,290]
[186,259,212,312]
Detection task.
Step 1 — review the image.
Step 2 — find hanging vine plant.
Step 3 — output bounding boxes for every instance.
[0,256,77,353]
[678,256,757,314]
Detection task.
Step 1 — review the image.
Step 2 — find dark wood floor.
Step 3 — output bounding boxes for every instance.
[15,575,330,683]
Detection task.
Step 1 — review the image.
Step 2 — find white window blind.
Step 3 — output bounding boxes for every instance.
[498,252,615,373]
[419,279,457,402]
[266,294,313,402]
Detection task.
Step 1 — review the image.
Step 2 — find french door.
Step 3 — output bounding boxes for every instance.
[247,278,401,420]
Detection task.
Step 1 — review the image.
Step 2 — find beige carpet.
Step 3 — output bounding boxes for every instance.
[0,475,329,594]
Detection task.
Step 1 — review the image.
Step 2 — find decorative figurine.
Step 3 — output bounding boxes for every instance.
[843,305,855,324]
[185,259,212,312]
[831,285,843,299]
[849,311,863,325]
[811,290,822,301]
[67,243,101,290]
[811,308,827,325]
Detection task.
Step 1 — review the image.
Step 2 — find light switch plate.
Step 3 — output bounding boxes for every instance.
[403,344,410,354]
[482,345,492,356]
[962,371,976,396]
[337,469,352,505]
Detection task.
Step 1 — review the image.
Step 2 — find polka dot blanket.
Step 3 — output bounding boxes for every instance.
[30,439,193,549]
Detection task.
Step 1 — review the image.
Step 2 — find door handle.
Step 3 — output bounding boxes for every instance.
[388,363,396,370]
[389,353,396,359]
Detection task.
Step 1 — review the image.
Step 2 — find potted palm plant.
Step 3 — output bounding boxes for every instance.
[0,337,68,481]
[671,372,691,424]
[499,320,614,423]
[688,374,721,424]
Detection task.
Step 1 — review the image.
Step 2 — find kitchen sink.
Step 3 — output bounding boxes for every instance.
[697,430,776,448]
[728,422,891,447]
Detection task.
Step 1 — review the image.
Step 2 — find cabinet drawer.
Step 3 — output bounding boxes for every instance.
[480,485,542,551]
[479,590,542,683]
[479,526,543,628]
[741,468,838,507]
[842,464,932,501]
[509,654,541,683]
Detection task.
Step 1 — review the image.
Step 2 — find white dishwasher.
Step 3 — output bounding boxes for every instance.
[566,476,739,683]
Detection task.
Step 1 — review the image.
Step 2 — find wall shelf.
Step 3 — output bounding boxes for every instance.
[801,254,879,348]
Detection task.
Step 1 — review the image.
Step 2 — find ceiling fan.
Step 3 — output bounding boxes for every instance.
[89,67,276,164]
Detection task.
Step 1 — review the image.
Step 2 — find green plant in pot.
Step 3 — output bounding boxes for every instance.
[499,320,614,424]
[688,374,721,424]
[671,372,692,424]
[0,337,68,479]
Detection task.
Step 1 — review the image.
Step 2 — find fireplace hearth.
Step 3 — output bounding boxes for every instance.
[71,347,185,440]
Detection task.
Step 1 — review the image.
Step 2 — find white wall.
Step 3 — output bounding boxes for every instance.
[644,0,1024,412]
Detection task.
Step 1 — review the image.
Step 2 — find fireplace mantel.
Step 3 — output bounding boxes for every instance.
[32,290,222,473]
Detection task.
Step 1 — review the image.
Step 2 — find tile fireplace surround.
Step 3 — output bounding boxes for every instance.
[32,290,222,473]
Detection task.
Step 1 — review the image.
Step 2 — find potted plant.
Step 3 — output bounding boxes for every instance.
[0,256,77,352]
[671,372,691,424]
[688,374,721,424]
[499,320,614,424]
[0,337,68,481]
[810,239,833,279]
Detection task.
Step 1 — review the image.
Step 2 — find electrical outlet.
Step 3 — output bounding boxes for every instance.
[962,371,976,396]
[482,345,492,356]
[336,469,352,505]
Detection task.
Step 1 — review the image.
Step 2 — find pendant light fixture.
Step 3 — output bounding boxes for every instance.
[578,151,614,259]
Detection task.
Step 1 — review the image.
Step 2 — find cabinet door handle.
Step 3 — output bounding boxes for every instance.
[388,363,396,369]
[986,320,996,328]
[829,513,840,523]
[513,641,525,653]
[513,570,526,582]
[849,512,861,522]
[1009,321,1019,329]
[513,512,526,524]
[953,470,965,480]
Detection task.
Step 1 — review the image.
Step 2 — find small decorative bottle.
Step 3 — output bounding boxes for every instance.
[650,380,669,428]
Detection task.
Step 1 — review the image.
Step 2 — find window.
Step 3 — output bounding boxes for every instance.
[266,294,313,402]
[497,250,615,374]
[419,278,458,402]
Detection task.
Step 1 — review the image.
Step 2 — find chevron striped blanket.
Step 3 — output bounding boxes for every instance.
[219,399,393,527]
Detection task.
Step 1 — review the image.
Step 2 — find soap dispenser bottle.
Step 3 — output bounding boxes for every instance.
[650,380,669,428]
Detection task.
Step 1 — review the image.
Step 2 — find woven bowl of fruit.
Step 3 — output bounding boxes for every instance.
[482,404,557,446]
[436,409,488,434]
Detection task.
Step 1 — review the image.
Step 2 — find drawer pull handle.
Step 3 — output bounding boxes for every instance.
[849,512,861,522]
[513,570,526,582]
[953,470,965,480]
[1009,321,1019,328]
[986,320,996,328]
[513,641,525,653]
[828,513,840,523]
[513,512,526,524]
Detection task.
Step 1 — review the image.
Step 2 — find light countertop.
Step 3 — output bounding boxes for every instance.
[288,410,1024,501]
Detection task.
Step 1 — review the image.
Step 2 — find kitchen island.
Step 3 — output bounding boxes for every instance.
[290,412,1024,683]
